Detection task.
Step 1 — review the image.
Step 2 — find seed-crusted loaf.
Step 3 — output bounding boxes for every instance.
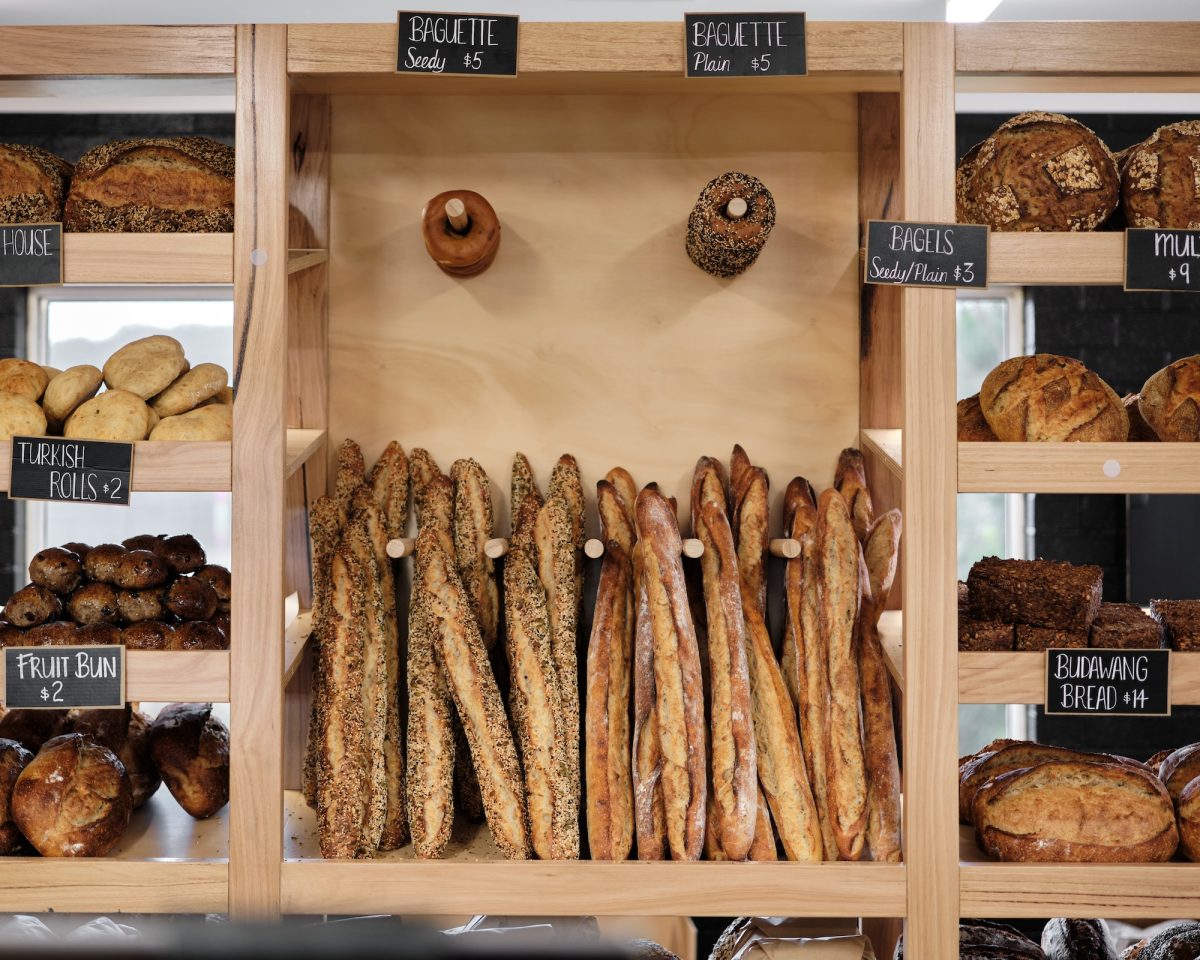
[0,144,72,223]
[1150,598,1200,651]
[968,557,1103,631]
[1120,120,1200,229]
[973,759,1178,862]
[980,355,1128,443]
[1042,919,1116,960]
[958,394,998,441]
[1139,355,1200,442]
[957,112,1119,232]
[1015,623,1088,651]
[64,137,233,233]
[1089,603,1163,649]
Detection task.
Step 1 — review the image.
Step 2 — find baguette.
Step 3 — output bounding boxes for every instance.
[451,458,500,649]
[510,452,541,535]
[302,495,341,808]
[631,539,667,860]
[730,443,753,509]
[604,467,638,526]
[334,438,366,529]
[748,785,779,860]
[779,477,818,714]
[637,486,707,861]
[863,510,902,625]
[317,546,371,858]
[704,794,728,860]
[504,498,564,860]
[731,455,769,621]
[834,448,874,544]
[368,441,409,541]
[599,473,636,554]
[818,489,868,861]
[691,464,756,862]
[409,447,442,504]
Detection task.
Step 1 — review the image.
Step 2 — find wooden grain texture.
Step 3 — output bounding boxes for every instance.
[878,610,904,693]
[289,21,901,75]
[960,442,1200,493]
[285,428,326,479]
[988,233,1123,287]
[127,651,230,702]
[0,25,234,76]
[231,23,288,920]
[900,23,958,959]
[0,440,228,492]
[62,234,232,285]
[287,249,328,274]
[328,92,861,532]
[957,22,1200,75]
[861,429,902,481]
[283,609,313,687]
[960,651,1200,705]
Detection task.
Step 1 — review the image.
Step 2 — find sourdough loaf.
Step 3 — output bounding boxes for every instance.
[1124,394,1160,442]
[980,355,1128,442]
[0,144,72,223]
[1120,922,1200,960]
[958,394,998,441]
[1180,776,1200,862]
[1041,919,1115,960]
[1139,355,1200,442]
[1120,120,1200,229]
[1157,742,1200,801]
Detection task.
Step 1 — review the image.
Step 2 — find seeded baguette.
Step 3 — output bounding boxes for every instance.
[368,441,409,541]
[451,458,500,650]
[303,495,341,809]
[510,452,541,535]
[631,539,667,860]
[334,439,366,529]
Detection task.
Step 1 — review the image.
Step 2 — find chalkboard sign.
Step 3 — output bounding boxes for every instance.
[4,646,125,709]
[865,220,989,289]
[0,223,62,287]
[1044,648,1171,717]
[396,12,519,76]
[1125,228,1200,292]
[684,13,807,77]
[9,436,133,506]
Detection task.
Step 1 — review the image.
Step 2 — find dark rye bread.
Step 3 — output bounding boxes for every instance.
[1120,922,1200,960]
[65,137,233,233]
[1121,120,1200,229]
[1041,919,1115,960]
[1089,603,1163,649]
[959,579,1014,650]
[1150,599,1200,651]
[968,557,1103,631]
[1016,623,1087,651]
[0,144,72,223]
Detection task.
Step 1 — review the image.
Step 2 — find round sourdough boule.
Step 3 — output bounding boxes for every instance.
[0,358,49,402]
[149,703,229,819]
[168,620,225,650]
[83,543,126,584]
[149,403,232,442]
[192,565,231,615]
[64,389,152,442]
[4,583,61,627]
[67,582,120,625]
[957,112,1119,231]
[42,365,103,430]
[957,394,997,441]
[74,622,119,645]
[981,354,1128,442]
[1121,120,1200,229]
[153,534,206,574]
[66,707,160,810]
[1157,742,1200,801]
[0,393,47,441]
[113,549,169,590]
[0,708,66,752]
[29,547,83,595]
[116,588,165,623]
[12,732,132,857]
[102,335,187,399]
[149,363,228,417]
[24,621,78,646]
[1139,354,1200,442]
[1180,776,1200,862]
[121,620,173,650]
[166,577,217,621]
[0,737,34,854]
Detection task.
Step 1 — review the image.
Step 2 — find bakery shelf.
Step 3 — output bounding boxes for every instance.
[860,429,902,482]
[986,233,1123,286]
[283,610,313,687]
[285,429,326,479]
[127,650,230,702]
[958,442,1200,494]
[0,789,228,914]
[287,249,328,275]
[0,440,230,493]
[959,826,1200,918]
[0,25,234,77]
[960,650,1200,705]
[878,610,905,693]
[282,793,905,917]
[63,234,233,285]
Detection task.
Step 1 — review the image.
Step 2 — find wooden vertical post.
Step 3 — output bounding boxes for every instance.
[231,22,288,919]
[900,22,959,959]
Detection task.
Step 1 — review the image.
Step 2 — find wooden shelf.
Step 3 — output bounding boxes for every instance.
[287,249,328,274]
[283,610,312,687]
[0,788,227,914]
[0,25,234,77]
[959,826,1200,918]
[987,233,1123,286]
[0,440,230,493]
[959,442,1200,494]
[960,650,1200,705]
[63,234,232,285]
[879,610,904,693]
[860,428,902,482]
[128,650,230,702]
[283,792,904,916]
[285,429,326,479]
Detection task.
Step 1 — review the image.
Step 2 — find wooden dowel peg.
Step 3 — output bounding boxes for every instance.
[725,197,748,220]
[386,537,415,559]
[681,538,705,559]
[769,538,802,559]
[445,197,470,234]
[484,538,510,559]
[584,538,605,560]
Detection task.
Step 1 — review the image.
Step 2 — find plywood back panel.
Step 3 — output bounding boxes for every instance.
[328,92,860,536]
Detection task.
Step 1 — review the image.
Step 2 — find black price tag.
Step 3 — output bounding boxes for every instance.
[865,220,988,289]
[1124,228,1200,292]
[9,436,133,506]
[684,12,806,77]
[0,223,62,287]
[4,646,125,709]
[1044,648,1171,717]
[396,11,519,76]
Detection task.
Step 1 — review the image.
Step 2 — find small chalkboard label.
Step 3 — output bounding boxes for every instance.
[4,646,125,709]
[0,223,62,287]
[1044,648,1171,717]
[396,11,519,76]
[684,13,807,77]
[1125,228,1200,292]
[865,220,988,289]
[9,436,133,506]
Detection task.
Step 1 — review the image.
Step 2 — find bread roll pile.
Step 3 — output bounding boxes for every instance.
[0,533,230,651]
[0,335,232,443]
[0,701,229,857]
[305,440,903,863]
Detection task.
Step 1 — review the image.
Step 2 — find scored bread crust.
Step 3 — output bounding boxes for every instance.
[1157,742,1200,801]
[368,441,409,541]
[1179,776,1200,862]
[1139,355,1200,442]
[0,143,73,223]
[417,527,529,860]
[631,539,667,860]
[981,354,1129,442]
[451,458,500,649]
[604,467,638,529]
[1120,120,1200,229]
[731,459,769,622]
[510,452,541,536]
[748,785,779,860]
[834,448,874,545]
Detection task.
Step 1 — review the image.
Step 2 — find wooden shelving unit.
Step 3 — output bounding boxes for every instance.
[61,234,233,285]
[959,650,1200,705]
[285,429,325,479]
[959,442,1200,494]
[0,440,231,493]
[987,233,1124,286]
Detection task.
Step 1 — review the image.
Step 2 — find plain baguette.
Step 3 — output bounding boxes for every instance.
[834,448,874,545]
[451,458,500,650]
[631,539,667,860]
[779,477,818,710]
[731,457,770,622]
[604,466,638,525]
[748,785,779,861]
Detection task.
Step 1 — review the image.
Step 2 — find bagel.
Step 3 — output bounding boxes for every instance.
[421,189,500,277]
